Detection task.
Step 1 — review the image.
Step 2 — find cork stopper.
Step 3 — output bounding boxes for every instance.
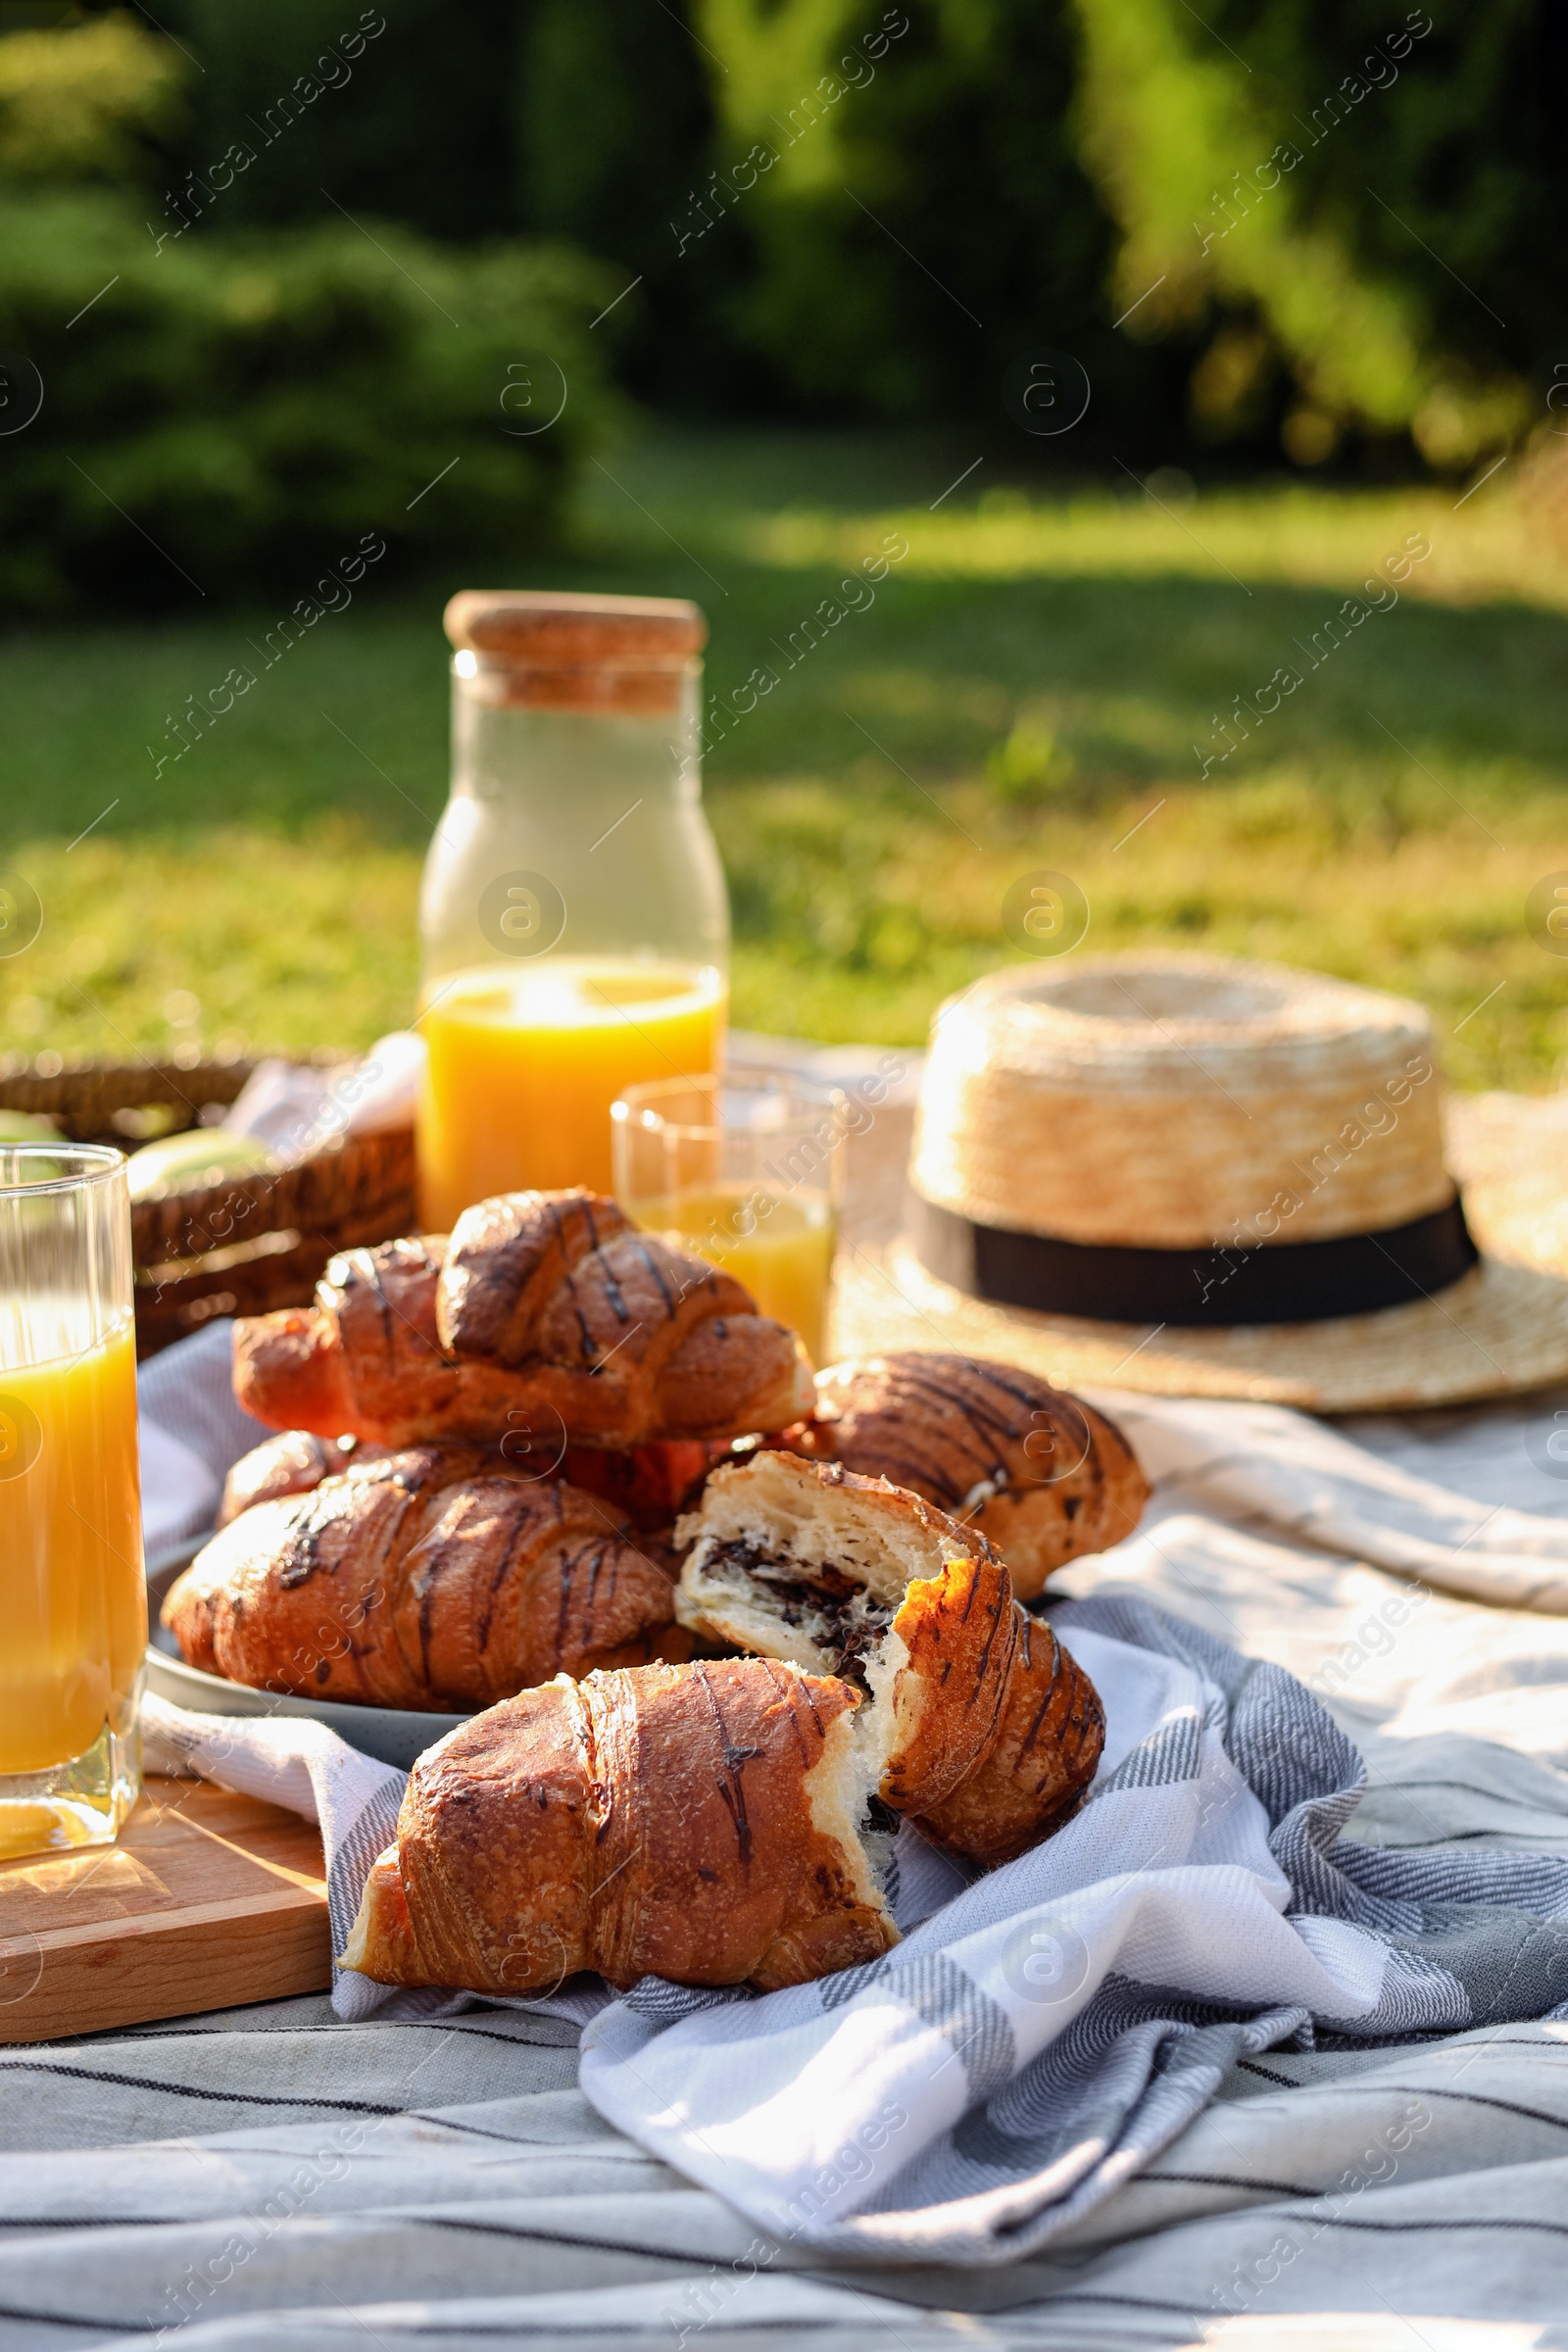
[444,591,706,714]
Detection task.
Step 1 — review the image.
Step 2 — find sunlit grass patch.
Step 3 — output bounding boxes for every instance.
[4,430,1568,1093]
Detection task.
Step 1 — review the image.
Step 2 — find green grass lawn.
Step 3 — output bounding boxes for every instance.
[5,427,1568,1092]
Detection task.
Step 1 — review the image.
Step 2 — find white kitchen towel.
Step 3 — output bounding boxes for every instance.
[574,1596,1568,2265]
[1089,1387,1568,1612]
[221,1031,426,1160]
[144,1591,1568,2268]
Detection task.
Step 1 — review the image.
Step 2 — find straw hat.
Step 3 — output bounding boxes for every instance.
[831,952,1568,1412]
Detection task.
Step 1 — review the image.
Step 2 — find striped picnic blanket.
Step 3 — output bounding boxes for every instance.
[7,1351,1568,2346]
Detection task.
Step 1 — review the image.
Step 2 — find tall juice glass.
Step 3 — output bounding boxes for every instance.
[612,1070,849,1367]
[417,593,729,1225]
[0,1146,144,1860]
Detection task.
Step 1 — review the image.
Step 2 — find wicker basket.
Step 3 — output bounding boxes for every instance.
[0,1052,417,1357]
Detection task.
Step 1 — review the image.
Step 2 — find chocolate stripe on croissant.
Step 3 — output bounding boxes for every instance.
[232,1188,813,1450]
[218,1426,724,1540]
[162,1447,687,1711]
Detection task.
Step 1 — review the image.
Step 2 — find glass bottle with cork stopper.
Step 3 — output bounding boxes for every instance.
[417,591,728,1228]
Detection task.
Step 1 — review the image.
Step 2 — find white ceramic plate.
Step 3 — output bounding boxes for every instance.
[144,1539,469,1772]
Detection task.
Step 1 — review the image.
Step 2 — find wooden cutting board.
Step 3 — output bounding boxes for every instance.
[0,1777,331,2046]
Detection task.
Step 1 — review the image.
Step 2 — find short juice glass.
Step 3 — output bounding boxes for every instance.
[0,1146,145,1860]
[612,1070,848,1368]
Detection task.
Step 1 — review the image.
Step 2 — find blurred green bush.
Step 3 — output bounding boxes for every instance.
[0,0,1557,590]
[0,9,183,182]
[0,14,618,612]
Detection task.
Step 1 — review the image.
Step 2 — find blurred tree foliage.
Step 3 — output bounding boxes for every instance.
[0,12,617,611]
[696,0,1135,423]
[146,0,1555,470]
[516,0,744,410]
[0,0,1559,562]
[172,0,519,242]
[0,8,182,180]
[1072,0,1544,467]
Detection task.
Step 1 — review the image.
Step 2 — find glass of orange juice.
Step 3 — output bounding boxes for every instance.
[612,1070,849,1368]
[0,1145,145,1860]
[416,592,729,1225]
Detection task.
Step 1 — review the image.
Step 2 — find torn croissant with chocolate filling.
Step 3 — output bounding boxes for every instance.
[674,1450,1104,1863]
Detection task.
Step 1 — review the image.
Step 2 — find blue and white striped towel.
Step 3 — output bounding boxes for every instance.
[145,1582,1568,2270]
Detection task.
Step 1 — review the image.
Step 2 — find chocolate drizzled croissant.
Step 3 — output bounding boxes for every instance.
[675,1450,1104,1863]
[164,1446,686,1710]
[795,1352,1148,1598]
[232,1190,813,1452]
[340,1658,899,1994]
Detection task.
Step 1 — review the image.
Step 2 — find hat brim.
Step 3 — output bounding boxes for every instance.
[828,1095,1568,1413]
